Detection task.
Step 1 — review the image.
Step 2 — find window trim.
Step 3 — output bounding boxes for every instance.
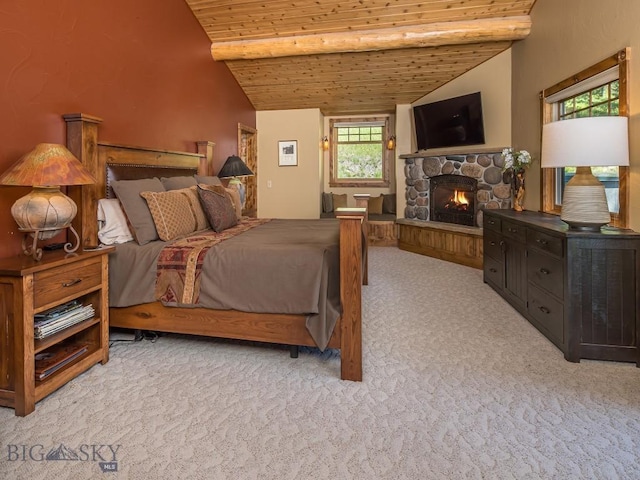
[329,116,391,188]
[540,48,630,228]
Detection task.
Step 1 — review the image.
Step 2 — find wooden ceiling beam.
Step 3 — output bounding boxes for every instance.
[210,15,530,60]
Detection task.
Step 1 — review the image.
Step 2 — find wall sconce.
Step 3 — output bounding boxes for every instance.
[387,135,396,150]
[322,136,329,151]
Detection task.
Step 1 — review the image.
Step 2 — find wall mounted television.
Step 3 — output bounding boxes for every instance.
[413,92,486,151]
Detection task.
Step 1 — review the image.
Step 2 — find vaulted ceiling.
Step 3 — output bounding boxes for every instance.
[185,0,537,115]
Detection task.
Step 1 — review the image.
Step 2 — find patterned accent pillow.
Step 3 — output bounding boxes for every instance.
[197,185,238,232]
[140,190,197,241]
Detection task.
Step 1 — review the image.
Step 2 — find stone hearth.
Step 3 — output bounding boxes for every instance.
[400,150,512,227]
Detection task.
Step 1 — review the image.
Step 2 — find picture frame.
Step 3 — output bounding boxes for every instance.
[278,140,298,166]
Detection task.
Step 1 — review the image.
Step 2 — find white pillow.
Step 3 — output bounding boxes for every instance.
[97,198,134,245]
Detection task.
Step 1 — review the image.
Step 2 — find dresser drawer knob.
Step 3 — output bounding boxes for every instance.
[539,268,550,275]
[536,238,548,246]
[62,278,82,288]
[489,268,498,273]
[538,306,551,314]
[508,228,517,233]
[490,241,496,246]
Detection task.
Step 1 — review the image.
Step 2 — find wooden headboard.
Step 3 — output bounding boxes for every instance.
[63,113,215,248]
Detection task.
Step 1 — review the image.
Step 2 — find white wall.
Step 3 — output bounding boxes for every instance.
[256,109,323,218]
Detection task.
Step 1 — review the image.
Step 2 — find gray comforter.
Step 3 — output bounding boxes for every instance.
[108,219,341,349]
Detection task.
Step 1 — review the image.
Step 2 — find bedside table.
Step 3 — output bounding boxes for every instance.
[0,248,112,416]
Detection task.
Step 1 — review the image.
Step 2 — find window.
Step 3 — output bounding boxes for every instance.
[329,117,391,187]
[541,49,629,228]
[559,79,619,120]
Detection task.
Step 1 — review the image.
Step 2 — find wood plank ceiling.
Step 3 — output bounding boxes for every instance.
[185,0,537,115]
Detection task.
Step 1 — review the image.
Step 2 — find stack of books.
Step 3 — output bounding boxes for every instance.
[34,300,95,340]
[35,344,89,381]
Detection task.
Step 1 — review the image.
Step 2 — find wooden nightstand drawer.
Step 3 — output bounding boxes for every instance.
[33,257,102,310]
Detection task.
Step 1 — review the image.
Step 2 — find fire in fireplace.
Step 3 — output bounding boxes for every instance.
[444,190,470,211]
[430,174,478,226]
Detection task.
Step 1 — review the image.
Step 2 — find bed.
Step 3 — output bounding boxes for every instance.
[63,113,366,381]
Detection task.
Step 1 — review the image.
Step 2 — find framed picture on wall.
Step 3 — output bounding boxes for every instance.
[278,140,298,166]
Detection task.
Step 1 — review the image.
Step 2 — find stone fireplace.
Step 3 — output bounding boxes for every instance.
[400,150,512,227]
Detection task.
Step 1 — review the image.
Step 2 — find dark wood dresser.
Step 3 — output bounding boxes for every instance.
[483,209,640,366]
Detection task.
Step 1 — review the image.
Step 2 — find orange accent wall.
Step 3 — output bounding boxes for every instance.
[0,0,255,258]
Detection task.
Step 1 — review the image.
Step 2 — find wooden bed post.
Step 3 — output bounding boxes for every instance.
[336,208,365,381]
[63,113,103,249]
[196,141,215,175]
[353,194,370,285]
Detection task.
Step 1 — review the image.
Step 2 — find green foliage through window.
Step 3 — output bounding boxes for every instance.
[335,125,384,180]
[560,80,619,119]
[337,143,383,178]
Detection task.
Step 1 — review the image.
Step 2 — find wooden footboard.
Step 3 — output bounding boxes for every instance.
[64,113,366,381]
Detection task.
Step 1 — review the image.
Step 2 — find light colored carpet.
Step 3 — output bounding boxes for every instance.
[1,247,639,479]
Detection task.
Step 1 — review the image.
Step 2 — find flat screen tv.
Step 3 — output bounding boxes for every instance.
[413,92,485,151]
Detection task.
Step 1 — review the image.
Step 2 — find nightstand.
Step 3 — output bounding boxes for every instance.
[0,248,112,416]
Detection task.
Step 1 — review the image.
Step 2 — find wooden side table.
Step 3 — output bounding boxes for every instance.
[0,248,112,416]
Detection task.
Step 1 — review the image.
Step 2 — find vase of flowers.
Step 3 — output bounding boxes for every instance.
[502,148,532,212]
